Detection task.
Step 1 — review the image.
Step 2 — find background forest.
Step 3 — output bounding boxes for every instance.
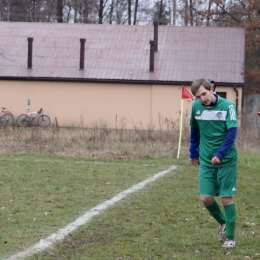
[0,0,260,92]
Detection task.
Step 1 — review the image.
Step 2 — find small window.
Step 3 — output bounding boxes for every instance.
[216,92,227,99]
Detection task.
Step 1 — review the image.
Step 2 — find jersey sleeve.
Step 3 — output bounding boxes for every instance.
[190,103,199,128]
[189,127,200,159]
[225,103,238,129]
[214,127,237,161]
[189,103,200,159]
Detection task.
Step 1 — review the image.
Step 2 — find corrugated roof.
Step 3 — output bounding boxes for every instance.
[0,22,245,84]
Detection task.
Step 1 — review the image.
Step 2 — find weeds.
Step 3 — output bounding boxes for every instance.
[0,118,259,159]
[0,123,181,158]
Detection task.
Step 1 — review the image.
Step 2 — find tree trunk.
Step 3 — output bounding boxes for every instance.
[184,0,188,26]
[109,0,114,24]
[128,0,131,25]
[172,0,176,25]
[206,0,212,26]
[57,0,63,23]
[116,0,120,24]
[74,0,78,23]
[98,0,104,24]
[7,0,10,21]
[189,0,193,26]
[159,0,163,25]
[133,0,138,25]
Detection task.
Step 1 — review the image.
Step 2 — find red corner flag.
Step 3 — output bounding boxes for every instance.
[182,85,194,100]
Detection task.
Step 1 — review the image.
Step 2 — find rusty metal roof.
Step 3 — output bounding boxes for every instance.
[0,22,245,84]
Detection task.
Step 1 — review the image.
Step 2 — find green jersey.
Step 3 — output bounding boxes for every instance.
[190,96,237,167]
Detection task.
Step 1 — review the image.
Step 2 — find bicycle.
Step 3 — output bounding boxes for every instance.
[0,107,14,126]
[17,108,51,127]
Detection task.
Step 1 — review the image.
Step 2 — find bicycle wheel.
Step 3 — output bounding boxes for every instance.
[37,115,50,127]
[3,111,13,116]
[2,113,14,126]
[17,114,30,127]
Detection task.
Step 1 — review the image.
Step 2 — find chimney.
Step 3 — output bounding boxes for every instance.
[80,38,86,70]
[149,40,155,72]
[153,21,158,52]
[27,37,33,69]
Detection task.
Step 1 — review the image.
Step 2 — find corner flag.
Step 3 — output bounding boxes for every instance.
[177,86,193,159]
[182,85,194,100]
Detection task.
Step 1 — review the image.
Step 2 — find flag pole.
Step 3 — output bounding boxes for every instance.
[177,98,184,159]
[177,86,193,160]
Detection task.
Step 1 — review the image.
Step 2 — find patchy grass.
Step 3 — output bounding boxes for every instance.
[0,126,259,259]
[0,153,259,260]
[0,153,174,259]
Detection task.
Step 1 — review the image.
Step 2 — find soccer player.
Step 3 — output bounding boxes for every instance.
[196,79,217,164]
[208,79,217,93]
[189,78,238,249]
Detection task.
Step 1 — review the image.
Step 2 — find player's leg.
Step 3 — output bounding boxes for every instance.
[199,166,225,225]
[218,166,237,248]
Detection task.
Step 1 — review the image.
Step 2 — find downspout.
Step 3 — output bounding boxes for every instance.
[233,85,238,114]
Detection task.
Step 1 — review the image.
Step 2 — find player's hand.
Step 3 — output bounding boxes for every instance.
[190,158,198,166]
[211,156,220,164]
[257,112,260,116]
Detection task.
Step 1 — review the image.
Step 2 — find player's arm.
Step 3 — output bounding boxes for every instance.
[189,127,200,165]
[213,127,237,162]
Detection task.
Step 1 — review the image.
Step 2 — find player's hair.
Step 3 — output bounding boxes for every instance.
[191,78,211,95]
[208,79,216,91]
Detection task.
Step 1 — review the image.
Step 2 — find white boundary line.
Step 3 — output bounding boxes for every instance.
[5,165,177,260]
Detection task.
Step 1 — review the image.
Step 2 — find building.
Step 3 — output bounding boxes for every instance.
[0,22,245,129]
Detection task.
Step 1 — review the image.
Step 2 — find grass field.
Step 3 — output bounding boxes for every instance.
[0,127,260,259]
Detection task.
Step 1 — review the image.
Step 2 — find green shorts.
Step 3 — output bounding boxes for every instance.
[199,165,237,197]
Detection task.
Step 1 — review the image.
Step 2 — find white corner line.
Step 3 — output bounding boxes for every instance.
[5,165,177,260]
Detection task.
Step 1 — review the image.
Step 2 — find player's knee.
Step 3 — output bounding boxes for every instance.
[220,196,233,206]
[200,195,214,206]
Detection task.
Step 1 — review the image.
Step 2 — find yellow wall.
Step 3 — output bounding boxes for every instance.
[0,81,242,129]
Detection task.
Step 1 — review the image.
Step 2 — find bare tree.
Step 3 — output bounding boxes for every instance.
[9,0,30,21]
[153,0,170,25]
[172,0,176,25]
[115,0,128,24]
[98,0,104,23]
[133,0,138,24]
[109,0,114,24]
[189,0,193,25]
[206,0,212,26]
[30,0,43,22]
[209,0,260,92]
[73,0,79,23]
[127,0,131,24]
[0,0,8,21]
[57,0,63,22]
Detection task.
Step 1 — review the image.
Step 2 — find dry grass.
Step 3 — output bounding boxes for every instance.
[236,127,260,154]
[0,118,259,159]
[0,121,190,159]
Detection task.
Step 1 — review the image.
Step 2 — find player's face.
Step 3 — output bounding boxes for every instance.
[195,85,214,106]
[210,83,215,91]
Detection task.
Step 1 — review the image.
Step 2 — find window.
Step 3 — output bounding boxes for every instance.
[216,92,227,99]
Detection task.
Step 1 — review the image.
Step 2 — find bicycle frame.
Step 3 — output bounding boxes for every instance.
[0,107,14,126]
[0,112,5,123]
[0,111,5,118]
[17,108,50,127]
[25,108,42,123]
